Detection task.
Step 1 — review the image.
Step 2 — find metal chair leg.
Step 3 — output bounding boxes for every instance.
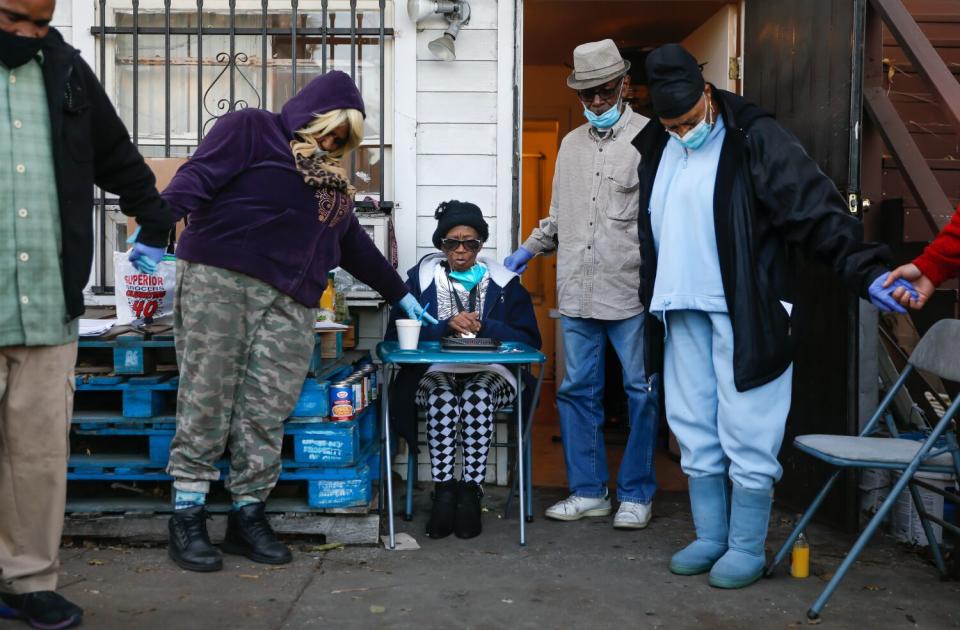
[766,470,842,577]
[807,466,920,618]
[907,482,948,576]
[404,446,416,522]
[524,419,534,522]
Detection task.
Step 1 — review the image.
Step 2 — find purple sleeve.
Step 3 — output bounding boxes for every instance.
[339,214,409,303]
[162,113,258,220]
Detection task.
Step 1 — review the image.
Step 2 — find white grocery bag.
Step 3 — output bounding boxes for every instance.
[113,251,176,325]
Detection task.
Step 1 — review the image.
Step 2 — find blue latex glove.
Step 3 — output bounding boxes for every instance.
[399,293,439,325]
[868,272,917,314]
[504,246,534,274]
[127,227,167,275]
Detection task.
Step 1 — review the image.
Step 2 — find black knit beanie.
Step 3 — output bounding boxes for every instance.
[646,44,705,119]
[432,200,489,249]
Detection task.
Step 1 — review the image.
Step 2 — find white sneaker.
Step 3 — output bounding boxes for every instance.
[544,493,612,521]
[613,500,653,529]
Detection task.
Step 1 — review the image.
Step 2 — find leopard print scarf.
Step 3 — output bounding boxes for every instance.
[294,151,356,227]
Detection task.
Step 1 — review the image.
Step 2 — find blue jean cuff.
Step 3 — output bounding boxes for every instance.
[573,490,609,499]
[617,495,652,505]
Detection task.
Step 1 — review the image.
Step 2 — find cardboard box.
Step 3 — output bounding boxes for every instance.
[342,323,356,349]
[127,158,188,242]
[319,330,344,359]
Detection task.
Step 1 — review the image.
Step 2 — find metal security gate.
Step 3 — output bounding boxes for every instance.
[89,0,394,293]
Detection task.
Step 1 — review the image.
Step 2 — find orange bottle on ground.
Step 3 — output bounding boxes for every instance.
[791,532,810,578]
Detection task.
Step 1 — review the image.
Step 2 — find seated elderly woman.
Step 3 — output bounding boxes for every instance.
[386,200,541,539]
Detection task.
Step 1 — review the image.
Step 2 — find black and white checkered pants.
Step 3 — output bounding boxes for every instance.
[415,371,514,485]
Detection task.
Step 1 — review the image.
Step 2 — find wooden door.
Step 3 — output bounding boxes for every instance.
[743,0,861,531]
[521,120,560,402]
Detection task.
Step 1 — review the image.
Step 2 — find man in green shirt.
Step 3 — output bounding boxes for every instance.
[0,0,171,625]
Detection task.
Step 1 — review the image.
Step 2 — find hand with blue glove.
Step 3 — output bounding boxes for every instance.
[398,293,439,325]
[504,246,534,274]
[868,272,918,314]
[127,227,167,275]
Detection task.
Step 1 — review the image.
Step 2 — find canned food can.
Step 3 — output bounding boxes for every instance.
[330,383,354,421]
[367,368,378,400]
[353,381,364,411]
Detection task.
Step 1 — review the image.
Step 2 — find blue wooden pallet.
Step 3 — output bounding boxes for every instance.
[286,406,377,466]
[78,335,176,375]
[74,375,346,422]
[71,404,377,467]
[67,441,379,509]
[74,374,178,418]
[290,378,332,418]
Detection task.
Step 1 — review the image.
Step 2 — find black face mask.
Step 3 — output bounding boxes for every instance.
[0,29,46,69]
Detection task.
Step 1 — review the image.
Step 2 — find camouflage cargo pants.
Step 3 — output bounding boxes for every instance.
[166,260,316,501]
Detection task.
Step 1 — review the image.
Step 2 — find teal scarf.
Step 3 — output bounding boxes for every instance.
[448,263,487,292]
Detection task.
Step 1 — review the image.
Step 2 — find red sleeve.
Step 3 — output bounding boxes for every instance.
[913,205,960,287]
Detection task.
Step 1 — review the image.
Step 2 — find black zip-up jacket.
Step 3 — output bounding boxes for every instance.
[632,89,890,392]
[39,28,172,321]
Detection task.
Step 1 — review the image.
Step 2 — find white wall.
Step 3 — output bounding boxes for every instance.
[681,4,738,92]
[51,0,72,43]
[396,0,515,269]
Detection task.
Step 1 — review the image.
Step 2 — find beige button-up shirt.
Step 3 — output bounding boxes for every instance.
[522,106,648,320]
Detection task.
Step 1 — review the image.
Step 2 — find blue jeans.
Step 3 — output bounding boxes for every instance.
[557,314,659,504]
[663,310,793,491]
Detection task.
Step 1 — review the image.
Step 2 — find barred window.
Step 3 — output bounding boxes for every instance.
[90,0,393,292]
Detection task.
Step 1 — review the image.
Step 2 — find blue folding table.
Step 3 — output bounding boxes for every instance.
[376,341,546,548]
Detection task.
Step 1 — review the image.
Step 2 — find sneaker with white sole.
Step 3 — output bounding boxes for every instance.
[613,500,653,529]
[544,492,612,521]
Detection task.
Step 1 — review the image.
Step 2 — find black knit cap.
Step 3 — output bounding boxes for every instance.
[432,200,489,249]
[645,44,705,119]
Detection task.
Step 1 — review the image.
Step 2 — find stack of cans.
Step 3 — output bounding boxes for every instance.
[329,363,379,422]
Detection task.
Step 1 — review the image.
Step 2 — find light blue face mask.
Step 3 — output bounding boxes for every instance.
[448,263,487,292]
[668,94,714,150]
[583,99,623,130]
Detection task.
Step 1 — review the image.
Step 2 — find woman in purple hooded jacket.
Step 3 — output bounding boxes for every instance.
[160,71,433,572]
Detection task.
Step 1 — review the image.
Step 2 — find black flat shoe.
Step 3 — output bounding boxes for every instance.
[425,480,459,539]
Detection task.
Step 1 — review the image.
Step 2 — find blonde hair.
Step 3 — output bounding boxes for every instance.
[290,108,365,177]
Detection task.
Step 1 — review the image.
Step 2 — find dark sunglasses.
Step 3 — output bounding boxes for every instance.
[577,79,624,104]
[440,238,483,252]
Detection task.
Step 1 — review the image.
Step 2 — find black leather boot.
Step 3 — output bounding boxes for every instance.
[168,505,223,572]
[455,481,483,539]
[425,480,459,539]
[221,502,292,564]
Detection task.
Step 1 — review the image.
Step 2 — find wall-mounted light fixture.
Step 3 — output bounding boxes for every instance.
[407,0,471,61]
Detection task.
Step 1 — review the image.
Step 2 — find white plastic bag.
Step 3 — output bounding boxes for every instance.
[113,251,176,325]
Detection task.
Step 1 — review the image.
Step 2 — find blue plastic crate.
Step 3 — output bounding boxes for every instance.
[290,378,330,418]
[306,473,371,508]
[284,442,378,509]
[287,405,376,466]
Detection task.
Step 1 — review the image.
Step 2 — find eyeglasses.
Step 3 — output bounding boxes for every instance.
[440,238,483,252]
[577,79,624,104]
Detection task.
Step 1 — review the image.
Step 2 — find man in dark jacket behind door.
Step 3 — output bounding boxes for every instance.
[0,0,172,625]
[633,44,915,590]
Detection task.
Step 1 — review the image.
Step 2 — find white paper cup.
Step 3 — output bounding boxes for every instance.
[396,319,422,350]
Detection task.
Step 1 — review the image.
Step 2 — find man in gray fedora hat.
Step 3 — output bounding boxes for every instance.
[504,39,659,529]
